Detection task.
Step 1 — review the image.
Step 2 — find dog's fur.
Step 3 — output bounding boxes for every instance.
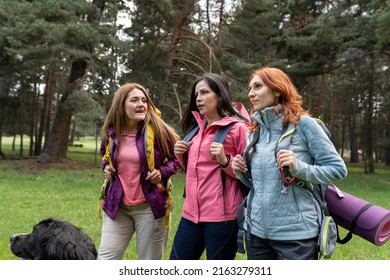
[9,218,97,260]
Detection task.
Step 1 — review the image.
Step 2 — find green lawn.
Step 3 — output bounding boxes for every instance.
[0,137,389,260]
[0,157,186,260]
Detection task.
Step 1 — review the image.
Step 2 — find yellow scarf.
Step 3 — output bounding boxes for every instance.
[145,123,173,228]
[97,137,113,220]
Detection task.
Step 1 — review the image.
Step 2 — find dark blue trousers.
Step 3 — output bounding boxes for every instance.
[170,217,238,260]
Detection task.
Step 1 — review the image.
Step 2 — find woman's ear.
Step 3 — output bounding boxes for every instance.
[274,92,281,105]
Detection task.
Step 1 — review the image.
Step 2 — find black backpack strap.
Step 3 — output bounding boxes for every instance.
[183,123,233,143]
[215,123,233,189]
[182,126,200,142]
[242,126,260,172]
[337,203,374,244]
[212,123,236,222]
[213,123,233,143]
[236,200,246,254]
[313,118,331,139]
[181,125,199,198]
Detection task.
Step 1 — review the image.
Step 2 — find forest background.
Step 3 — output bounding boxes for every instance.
[0,0,389,172]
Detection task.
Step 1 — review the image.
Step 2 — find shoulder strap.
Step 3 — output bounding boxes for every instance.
[108,138,114,168]
[213,123,233,143]
[145,123,155,172]
[277,122,296,145]
[182,126,200,142]
[182,123,233,144]
[101,137,114,169]
[275,122,296,159]
[313,118,331,139]
[236,201,246,254]
[246,126,260,153]
[98,137,114,220]
[145,123,173,228]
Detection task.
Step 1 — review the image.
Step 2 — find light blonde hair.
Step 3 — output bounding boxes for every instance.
[102,83,179,158]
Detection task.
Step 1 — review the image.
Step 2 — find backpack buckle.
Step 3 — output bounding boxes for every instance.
[297,181,306,187]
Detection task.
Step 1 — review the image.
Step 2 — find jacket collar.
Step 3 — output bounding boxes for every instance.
[107,127,118,144]
[252,104,284,128]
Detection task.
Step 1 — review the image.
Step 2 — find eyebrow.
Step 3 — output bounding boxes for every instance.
[248,81,258,89]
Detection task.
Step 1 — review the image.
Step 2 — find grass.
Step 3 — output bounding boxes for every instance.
[0,136,389,260]
[0,158,185,260]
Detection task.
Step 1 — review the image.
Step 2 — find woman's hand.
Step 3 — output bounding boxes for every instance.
[145,169,162,184]
[174,140,191,156]
[232,154,248,174]
[276,149,297,170]
[210,142,229,166]
[104,165,115,181]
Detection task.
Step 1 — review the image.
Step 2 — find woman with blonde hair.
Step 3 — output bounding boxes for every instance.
[98,83,180,260]
[232,67,347,260]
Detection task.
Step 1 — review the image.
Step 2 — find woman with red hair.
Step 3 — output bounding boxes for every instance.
[232,67,347,260]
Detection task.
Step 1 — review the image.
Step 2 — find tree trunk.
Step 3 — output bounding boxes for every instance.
[348,110,359,163]
[36,0,106,163]
[385,128,390,166]
[36,67,54,156]
[316,73,325,118]
[37,59,87,163]
[206,0,211,44]
[365,56,375,173]
[69,118,76,146]
[19,134,23,159]
[29,78,39,156]
[329,91,337,148]
[163,0,195,107]
[0,131,4,159]
[340,114,345,159]
[216,0,225,50]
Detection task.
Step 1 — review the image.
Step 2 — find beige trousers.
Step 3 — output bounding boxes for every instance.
[97,203,169,260]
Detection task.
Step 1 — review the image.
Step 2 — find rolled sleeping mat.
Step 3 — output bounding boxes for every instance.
[325,185,390,246]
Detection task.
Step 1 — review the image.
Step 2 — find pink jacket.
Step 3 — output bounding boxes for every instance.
[178,112,249,223]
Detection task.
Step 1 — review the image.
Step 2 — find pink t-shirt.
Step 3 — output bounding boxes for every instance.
[117,131,146,206]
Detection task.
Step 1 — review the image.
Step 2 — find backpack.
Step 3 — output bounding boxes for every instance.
[236,118,340,259]
[182,123,251,198]
[275,118,338,259]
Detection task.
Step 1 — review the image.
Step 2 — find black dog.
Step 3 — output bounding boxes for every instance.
[9,218,97,260]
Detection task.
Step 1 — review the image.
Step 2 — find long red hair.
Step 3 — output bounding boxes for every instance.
[248,67,309,130]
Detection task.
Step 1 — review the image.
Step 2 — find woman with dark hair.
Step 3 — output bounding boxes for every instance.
[232,67,347,260]
[170,73,250,260]
[98,83,180,260]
